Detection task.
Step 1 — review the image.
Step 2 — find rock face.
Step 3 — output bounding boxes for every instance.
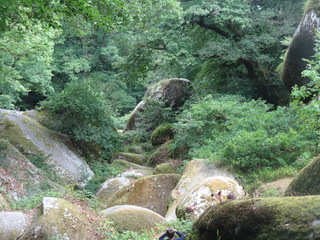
[165,159,244,221]
[106,174,180,216]
[0,109,93,187]
[282,6,320,90]
[100,205,166,232]
[285,155,320,196]
[21,197,96,240]
[189,196,320,240]
[0,139,57,200]
[125,78,191,131]
[0,212,28,240]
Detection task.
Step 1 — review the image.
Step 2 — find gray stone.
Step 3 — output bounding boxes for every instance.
[0,212,28,240]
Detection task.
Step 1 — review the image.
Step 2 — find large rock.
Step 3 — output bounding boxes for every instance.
[113,152,146,165]
[21,197,97,240]
[282,3,320,90]
[165,159,244,221]
[100,205,166,232]
[176,176,245,220]
[112,159,153,177]
[0,139,58,200]
[285,155,320,196]
[0,212,28,240]
[189,196,320,240]
[0,109,93,187]
[106,174,180,216]
[125,78,191,131]
[97,177,131,203]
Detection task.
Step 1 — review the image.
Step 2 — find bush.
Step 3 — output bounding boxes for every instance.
[40,79,121,160]
[173,94,312,175]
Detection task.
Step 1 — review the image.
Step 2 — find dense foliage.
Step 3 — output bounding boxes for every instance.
[173,95,314,174]
[41,80,120,159]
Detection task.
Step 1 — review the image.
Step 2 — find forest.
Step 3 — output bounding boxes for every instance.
[0,0,320,239]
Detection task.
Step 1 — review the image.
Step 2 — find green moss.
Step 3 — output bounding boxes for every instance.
[151,123,174,146]
[285,155,320,196]
[304,0,320,15]
[147,141,172,166]
[114,152,146,165]
[100,207,165,232]
[21,198,93,240]
[191,196,320,240]
[153,162,176,175]
[0,119,41,155]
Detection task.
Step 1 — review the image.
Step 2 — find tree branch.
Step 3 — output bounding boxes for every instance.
[192,15,230,39]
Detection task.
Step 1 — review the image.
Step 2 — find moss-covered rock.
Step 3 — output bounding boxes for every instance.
[145,78,191,109]
[0,212,28,240]
[0,139,59,200]
[100,205,166,232]
[112,159,153,176]
[0,109,93,187]
[97,177,130,203]
[151,123,174,146]
[106,174,180,216]
[153,162,177,175]
[148,141,173,166]
[285,155,320,196]
[20,197,97,240]
[165,159,241,221]
[124,78,191,131]
[113,152,146,165]
[282,4,320,91]
[189,196,320,240]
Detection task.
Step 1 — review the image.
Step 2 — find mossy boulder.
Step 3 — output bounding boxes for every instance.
[124,78,191,131]
[189,196,320,240]
[165,159,240,221]
[112,159,153,176]
[0,109,93,187]
[148,141,173,166]
[0,212,28,240]
[100,205,166,232]
[145,78,191,109]
[282,4,320,91]
[151,123,174,146]
[285,155,320,196]
[0,139,59,200]
[20,197,97,240]
[113,152,146,165]
[106,174,180,216]
[176,176,245,220]
[153,162,177,175]
[97,177,130,203]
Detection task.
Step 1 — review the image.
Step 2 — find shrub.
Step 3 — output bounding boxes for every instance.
[173,94,313,176]
[40,79,121,159]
